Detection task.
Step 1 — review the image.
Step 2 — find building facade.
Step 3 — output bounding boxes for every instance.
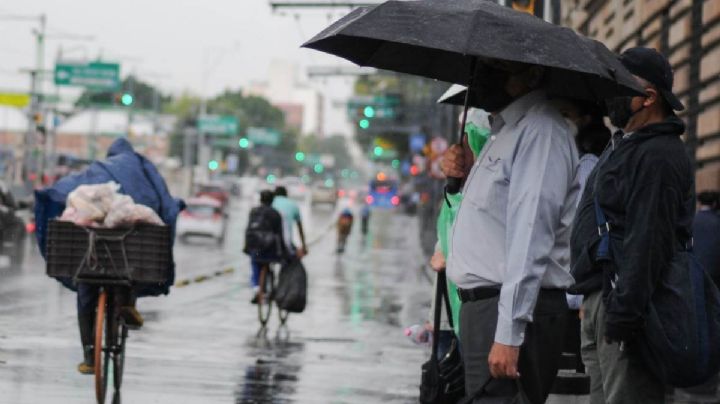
[562,0,720,190]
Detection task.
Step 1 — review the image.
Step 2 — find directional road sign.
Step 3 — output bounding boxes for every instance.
[54,62,121,90]
[198,115,239,136]
[247,127,281,146]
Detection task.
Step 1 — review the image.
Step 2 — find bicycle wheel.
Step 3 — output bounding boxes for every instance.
[257,266,274,326]
[278,307,289,325]
[94,290,110,404]
[113,325,127,391]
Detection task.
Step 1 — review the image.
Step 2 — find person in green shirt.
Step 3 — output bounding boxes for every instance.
[273,186,308,257]
[430,109,490,338]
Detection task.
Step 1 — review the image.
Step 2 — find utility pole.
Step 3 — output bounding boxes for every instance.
[23,14,46,187]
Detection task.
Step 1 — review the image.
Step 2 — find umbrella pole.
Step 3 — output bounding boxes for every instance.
[446,57,478,195]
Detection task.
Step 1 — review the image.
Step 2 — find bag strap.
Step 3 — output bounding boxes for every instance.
[431,272,444,361]
[593,195,612,263]
[431,272,456,360]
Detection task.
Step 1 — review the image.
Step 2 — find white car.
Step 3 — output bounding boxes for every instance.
[311,182,338,206]
[176,197,226,244]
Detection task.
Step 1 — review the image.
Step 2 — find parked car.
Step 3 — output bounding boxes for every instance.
[0,181,28,266]
[176,197,227,244]
[311,181,338,206]
[195,182,230,208]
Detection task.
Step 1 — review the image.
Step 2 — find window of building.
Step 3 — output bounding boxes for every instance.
[624,8,635,21]
[604,11,616,26]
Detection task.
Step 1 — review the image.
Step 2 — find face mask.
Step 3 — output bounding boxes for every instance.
[473,66,514,112]
[606,96,644,129]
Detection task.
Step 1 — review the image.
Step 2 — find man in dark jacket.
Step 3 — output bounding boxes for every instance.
[569,47,694,404]
[694,191,720,287]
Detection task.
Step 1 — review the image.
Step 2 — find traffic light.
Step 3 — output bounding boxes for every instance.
[373,146,383,157]
[313,163,324,174]
[359,119,370,130]
[238,138,250,149]
[511,0,542,17]
[363,106,375,118]
[295,152,305,162]
[391,159,400,169]
[120,93,133,106]
[208,160,219,171]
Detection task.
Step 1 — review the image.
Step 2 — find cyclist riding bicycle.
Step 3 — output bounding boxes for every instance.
[244,190,289,303]
[272,186,308,258]
[35,138,183,375]
[336,208,354,253]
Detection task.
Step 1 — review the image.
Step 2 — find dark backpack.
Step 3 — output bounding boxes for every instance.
[594,197,720,387]
[244,207,280,255]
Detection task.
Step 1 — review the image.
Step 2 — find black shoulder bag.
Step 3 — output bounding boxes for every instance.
[594,193,720,387]
[419,271,464,404]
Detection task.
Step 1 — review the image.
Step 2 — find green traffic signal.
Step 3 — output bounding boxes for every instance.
[373,146,383,157]
[121,93,133,106]
[313,163,324,174]
[359,119,370,130]
[208,160,219,171]
[391,159,400,168]
[238,138,250,149]
[295,152,305,162]
[363,106,375,118]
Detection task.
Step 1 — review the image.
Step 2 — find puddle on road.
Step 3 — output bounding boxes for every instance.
[236,336,304,403]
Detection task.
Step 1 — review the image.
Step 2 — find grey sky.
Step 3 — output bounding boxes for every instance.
[0,0,356,134]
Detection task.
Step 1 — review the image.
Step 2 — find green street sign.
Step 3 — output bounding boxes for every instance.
[198,115,239,136]
[211,138,239,148]
[247,127,281,146]
[54,62,120,90]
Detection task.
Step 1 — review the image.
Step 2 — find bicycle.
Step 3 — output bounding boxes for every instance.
[45,220,172,404]
[257,261,289,328]
[94,285,130,404]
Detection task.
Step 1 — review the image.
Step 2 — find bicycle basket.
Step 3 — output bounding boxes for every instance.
[46,220,171,284]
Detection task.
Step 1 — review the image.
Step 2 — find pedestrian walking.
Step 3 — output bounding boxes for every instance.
[569,47,694,404]
[440,60,579,403]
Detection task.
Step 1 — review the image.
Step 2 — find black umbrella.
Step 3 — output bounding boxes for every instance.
[303,0,644,192]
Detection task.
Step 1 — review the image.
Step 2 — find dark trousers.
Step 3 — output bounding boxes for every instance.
[460,289,568,404]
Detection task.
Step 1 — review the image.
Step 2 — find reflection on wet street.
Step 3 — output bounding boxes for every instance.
[0,199,430,403]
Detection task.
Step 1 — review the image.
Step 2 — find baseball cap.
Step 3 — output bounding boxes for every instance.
[618,47,685,111]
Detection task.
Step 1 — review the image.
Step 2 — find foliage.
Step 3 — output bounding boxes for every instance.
[75,75,170,110]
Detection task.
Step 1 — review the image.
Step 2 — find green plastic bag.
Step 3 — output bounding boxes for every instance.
[437,193,463,335]
[435,121,490,335]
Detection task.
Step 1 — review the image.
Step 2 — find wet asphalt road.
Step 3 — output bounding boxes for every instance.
[0,197,431,403]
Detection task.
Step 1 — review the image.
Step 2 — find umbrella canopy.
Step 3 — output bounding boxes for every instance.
[303,0,644,101]
[438,84,481,108]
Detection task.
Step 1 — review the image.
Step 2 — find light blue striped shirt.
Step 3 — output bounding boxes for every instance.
[448,90,580,346]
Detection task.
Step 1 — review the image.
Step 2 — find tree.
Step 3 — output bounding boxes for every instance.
[75,75,170,110]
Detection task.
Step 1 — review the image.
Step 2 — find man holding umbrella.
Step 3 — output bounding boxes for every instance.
[302,2,644,401]
[441,60,579,402]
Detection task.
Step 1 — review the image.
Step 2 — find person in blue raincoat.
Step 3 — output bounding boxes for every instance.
[35,138,184,374]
